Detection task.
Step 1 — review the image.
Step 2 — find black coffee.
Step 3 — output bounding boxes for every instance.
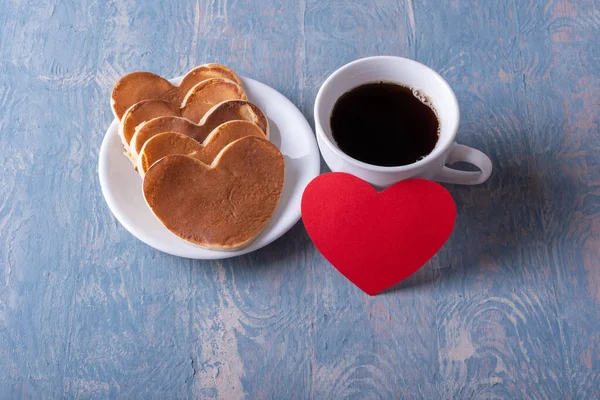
[330,81,440,167]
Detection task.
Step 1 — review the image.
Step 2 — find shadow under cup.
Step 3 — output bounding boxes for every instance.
[314,56,491,188]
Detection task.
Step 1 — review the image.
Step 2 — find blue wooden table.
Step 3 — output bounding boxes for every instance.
[1,0,599,398]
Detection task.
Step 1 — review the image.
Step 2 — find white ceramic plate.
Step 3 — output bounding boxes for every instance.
[99,76,320,259]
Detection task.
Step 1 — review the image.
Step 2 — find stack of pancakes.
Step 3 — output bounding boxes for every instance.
[111,64,285,251]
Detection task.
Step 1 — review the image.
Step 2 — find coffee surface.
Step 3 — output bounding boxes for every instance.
[330,82,439,167]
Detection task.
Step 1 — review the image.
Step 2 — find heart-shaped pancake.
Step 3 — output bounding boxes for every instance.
[129,100,268,163]
[111,64,242,120]
[137,120,266,177]
[118,100,180,151]
[179,78,248,121]
[120,78,247,152]
[143,136,285,250]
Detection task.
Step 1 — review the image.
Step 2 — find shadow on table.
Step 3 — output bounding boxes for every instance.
[211,220,313,271]
[384,149,580,293]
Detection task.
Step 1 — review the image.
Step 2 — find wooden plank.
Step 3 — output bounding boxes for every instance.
[302,1,442,398]
[0,0,598,398]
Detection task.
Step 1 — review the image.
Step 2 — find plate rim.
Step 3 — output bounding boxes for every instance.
[98,75,320,259]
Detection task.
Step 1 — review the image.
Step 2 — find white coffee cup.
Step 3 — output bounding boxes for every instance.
[314,56,493,188]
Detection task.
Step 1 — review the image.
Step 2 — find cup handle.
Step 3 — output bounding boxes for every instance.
[434,144,493,185]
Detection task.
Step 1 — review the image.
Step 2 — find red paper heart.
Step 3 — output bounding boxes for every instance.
[301,173,456,295]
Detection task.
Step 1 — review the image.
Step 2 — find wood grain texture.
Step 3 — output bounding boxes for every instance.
[0,0,598,398]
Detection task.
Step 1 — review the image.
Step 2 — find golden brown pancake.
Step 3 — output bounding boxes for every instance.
[143,136,285,250]
[137,121,266,177]
[119,100,180,150]
[179,78,247,121]
[129,100,268,163]
[120,79,247,161]
[111,64,242,120]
